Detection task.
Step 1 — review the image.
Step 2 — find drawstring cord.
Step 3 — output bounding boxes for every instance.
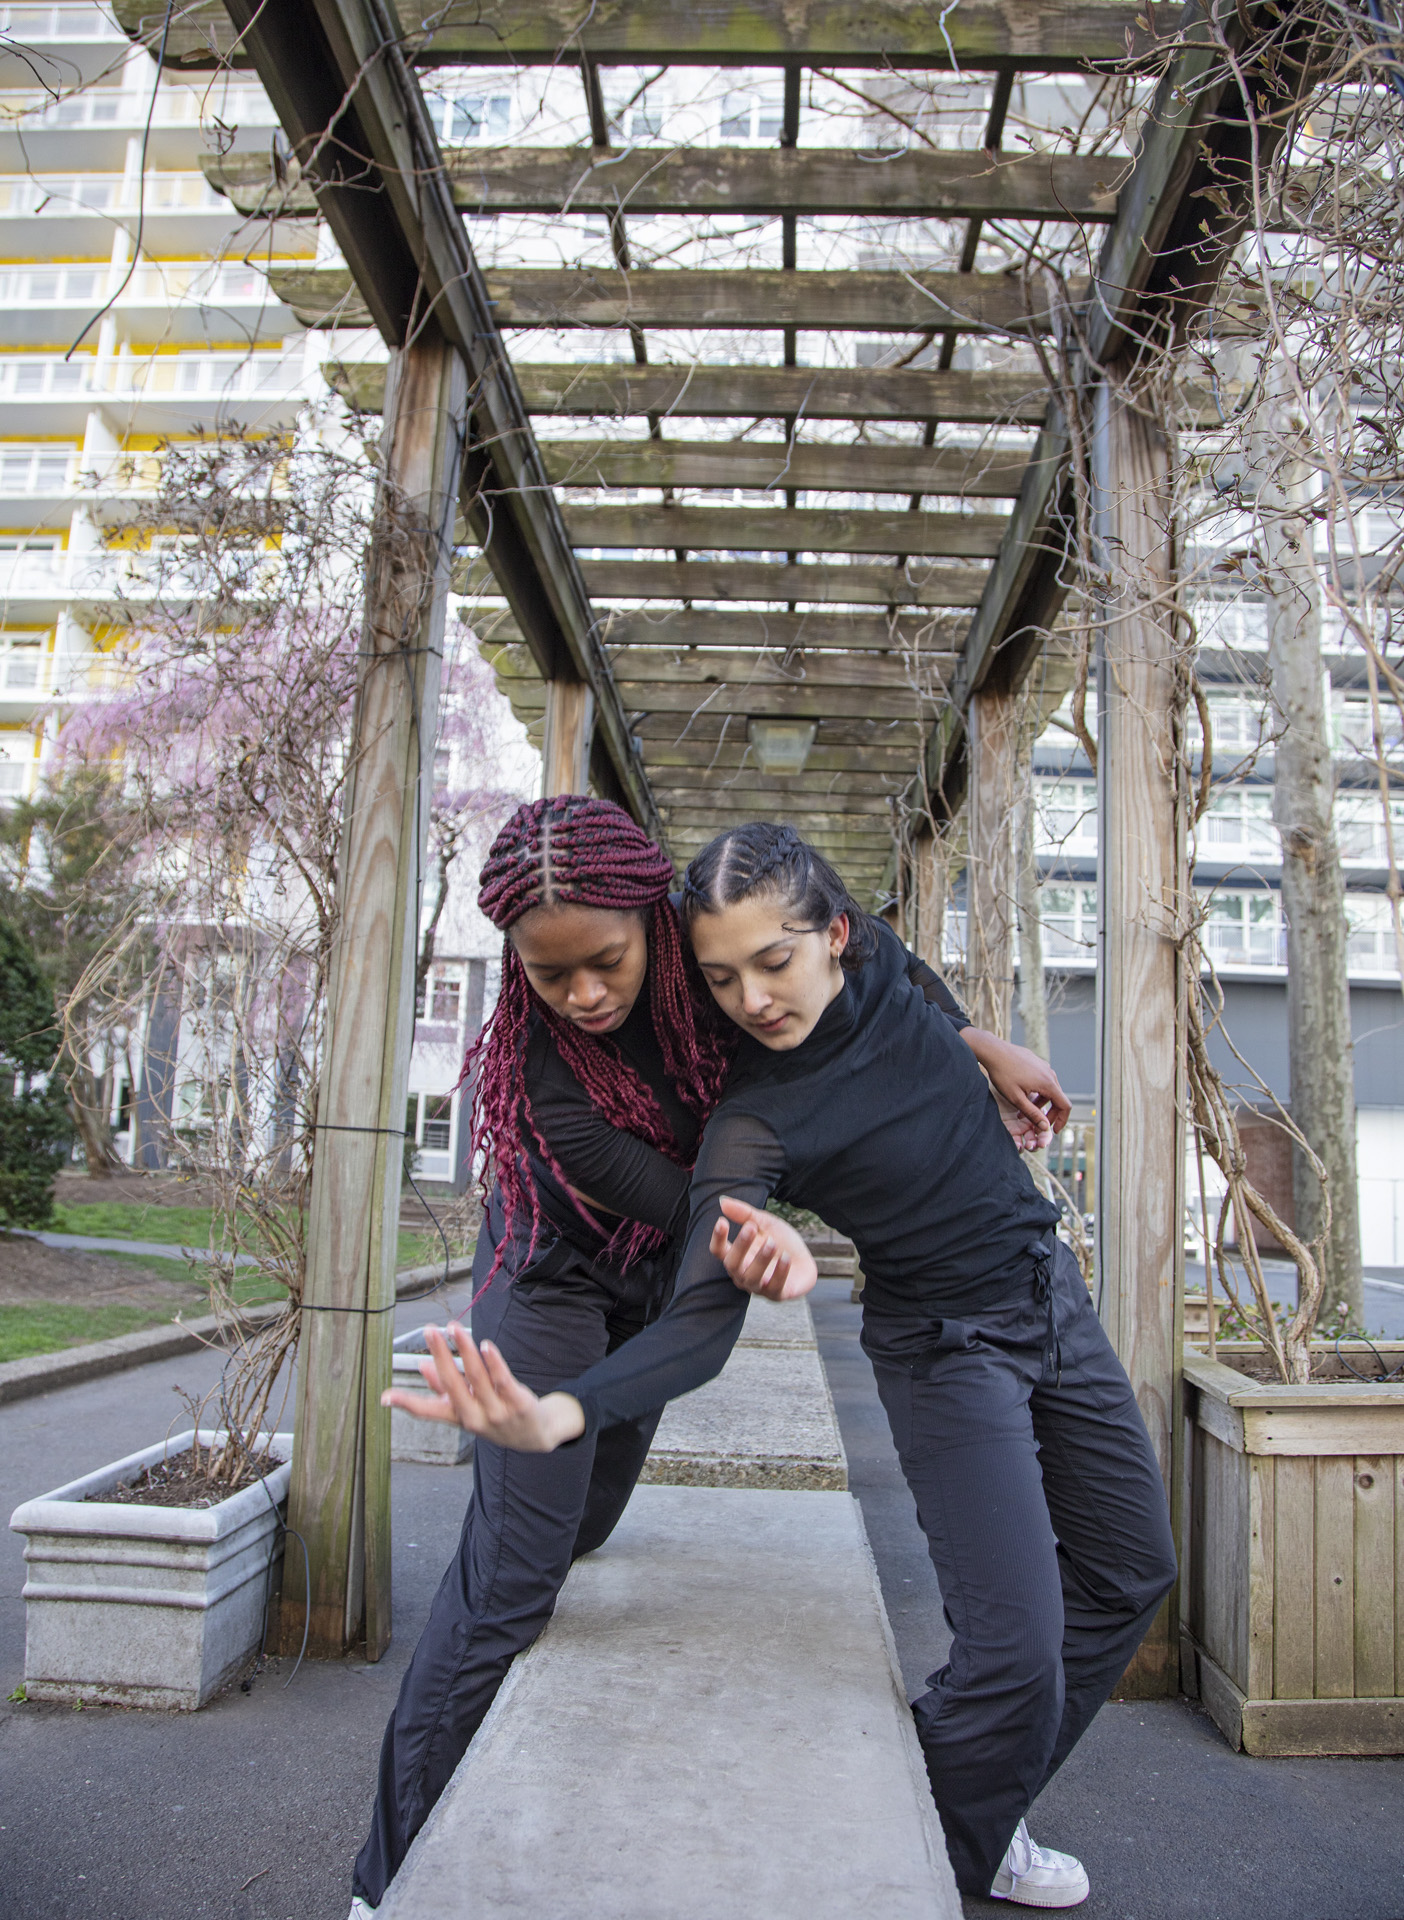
[1032,1240,1062,1386]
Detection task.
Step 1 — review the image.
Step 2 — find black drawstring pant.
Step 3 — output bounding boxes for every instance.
[863,1238,1178,1897]
[352,1216,669,1908]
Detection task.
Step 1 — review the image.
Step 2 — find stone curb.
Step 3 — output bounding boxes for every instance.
[0,1257,478,1408]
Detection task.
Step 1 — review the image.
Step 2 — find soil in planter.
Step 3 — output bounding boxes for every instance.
[1221,1349,1404,1385]
[87,1449,283,1511]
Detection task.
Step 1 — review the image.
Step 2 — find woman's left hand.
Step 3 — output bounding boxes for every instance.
[710,1196,818,1301]
[960,1029,1071,1151]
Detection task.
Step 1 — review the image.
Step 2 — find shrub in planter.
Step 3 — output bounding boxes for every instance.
[10,1428,293,1710]
[1184,1008,1404,1754]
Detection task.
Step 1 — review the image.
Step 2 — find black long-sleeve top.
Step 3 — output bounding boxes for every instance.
[558,921,1059,1432]
[521,941,971,1253]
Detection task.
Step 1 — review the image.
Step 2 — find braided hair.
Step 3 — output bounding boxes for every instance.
[464,794,734,1280]
[680,821,879,970]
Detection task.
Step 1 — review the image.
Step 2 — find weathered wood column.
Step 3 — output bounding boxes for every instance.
[911,824,949,975]
[282,332,468,1659]
[1091,369,1186,1696]
[541,678,595,796]
[965,688,1019,1035]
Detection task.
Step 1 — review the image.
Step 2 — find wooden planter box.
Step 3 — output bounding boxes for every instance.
[1181,1345,1404,1756]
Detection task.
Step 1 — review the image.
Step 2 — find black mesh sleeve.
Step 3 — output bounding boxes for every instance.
[900,940,971,1029]
[528,1039,691,1231]
[559,1107,788,1433]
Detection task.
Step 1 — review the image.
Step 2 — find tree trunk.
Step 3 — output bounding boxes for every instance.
[1261,459,1363,1329]
[965,688,1018,1037]
[66,1059,121,1175]
[1014,690,1050,1070]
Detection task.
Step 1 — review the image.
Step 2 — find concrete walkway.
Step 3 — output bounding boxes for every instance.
[382,1485,959,1920]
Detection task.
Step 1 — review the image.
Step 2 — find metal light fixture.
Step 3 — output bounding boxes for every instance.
[747,717,817,776]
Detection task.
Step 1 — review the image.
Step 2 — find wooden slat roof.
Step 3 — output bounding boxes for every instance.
[118,0,1304,895]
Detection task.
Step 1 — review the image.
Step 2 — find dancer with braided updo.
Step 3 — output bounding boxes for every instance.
[360,799,1069,1915]
[393,823,1173,1912]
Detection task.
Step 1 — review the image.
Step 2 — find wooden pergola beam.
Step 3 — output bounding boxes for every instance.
[331,361,1051,425]
[496,671,942,721]
[209,144,1123,221]
[459,556,988,607]
[641,739,920,772]
[649,779,895,810]
[562,504,1008,558]
[541,437,1029,497]
[116,0,1155,72]
[271,266,1082,335]
[600,649,950,689]
[476,608,965,651]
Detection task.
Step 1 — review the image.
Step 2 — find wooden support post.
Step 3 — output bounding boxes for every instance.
[1091,369,1186,1697]
[281,332,468,1660]
[965,688,1018,1036]
[541,678,595,796]
[911,824,952,977]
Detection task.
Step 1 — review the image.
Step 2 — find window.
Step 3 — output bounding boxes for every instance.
[624,103,663,139]
[0,637,44,690]
[719,90,784,141]
[1037,779,1095,853]
[0,445,72,490]
[1188,689,1269,753]
[1201,890,1282,968]
[0,747,30,794]
[448,94,510,142]
[1200,786,1276,857]
[430,974,462,1025]
[1346,895,1400,975]
[422,1094,453,1152]
[1040,884,1098,962]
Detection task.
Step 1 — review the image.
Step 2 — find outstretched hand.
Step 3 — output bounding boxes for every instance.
[961,1030,1071,1152]
[382,1324,586,1452]
[710,1196,818,1301]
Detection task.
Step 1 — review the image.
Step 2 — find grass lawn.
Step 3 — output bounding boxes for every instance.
[0,1302,179,1364]
[51,1202,445,1274]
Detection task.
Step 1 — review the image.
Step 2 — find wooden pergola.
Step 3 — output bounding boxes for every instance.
[117,0,1313,1687]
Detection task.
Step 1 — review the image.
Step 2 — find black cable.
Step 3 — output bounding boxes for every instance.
[1333,1331,1404,1382]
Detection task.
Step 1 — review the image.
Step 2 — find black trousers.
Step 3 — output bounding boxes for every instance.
[863,1239,1178,1897]
[352,1212,669,1907]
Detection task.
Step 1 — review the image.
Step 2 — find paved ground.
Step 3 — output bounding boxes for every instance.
[1,1276,1401,1920]
[1185,1258,1404,1341]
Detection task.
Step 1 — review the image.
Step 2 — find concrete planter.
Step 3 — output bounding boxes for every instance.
[391,1327,473,1466]
[9,1427,292,1710]
[1181,1345,1404,1756]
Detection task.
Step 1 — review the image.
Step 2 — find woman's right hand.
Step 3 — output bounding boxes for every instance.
[710,1196,818,1301]
[382,1324,586,1452]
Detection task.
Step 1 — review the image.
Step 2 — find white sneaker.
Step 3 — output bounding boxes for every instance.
[989,1819,1090,1908]
[348,1900,376,1919]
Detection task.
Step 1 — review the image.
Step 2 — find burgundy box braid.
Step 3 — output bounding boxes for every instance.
[462,795,733,1282]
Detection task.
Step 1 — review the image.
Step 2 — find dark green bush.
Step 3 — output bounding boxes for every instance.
[0,917,71,1229]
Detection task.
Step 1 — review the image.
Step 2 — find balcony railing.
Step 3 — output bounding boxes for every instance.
[0,173,226,216]
[0,5,122,39]
[1,83,274,131]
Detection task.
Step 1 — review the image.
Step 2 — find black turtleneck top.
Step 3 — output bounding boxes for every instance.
[558,920,1060,1430]
[522,944,971,1253]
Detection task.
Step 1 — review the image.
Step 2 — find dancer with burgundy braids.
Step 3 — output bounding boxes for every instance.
[360,799,1069,1915]
[348,793,800,1915]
